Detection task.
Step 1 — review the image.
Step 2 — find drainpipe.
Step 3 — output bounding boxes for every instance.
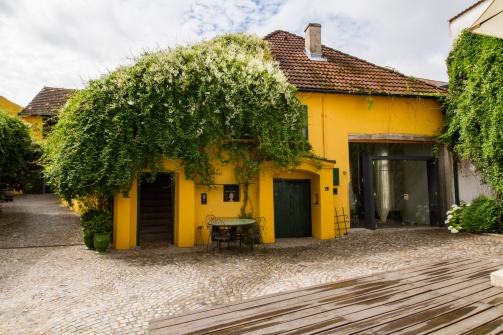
[453,160,460,205]
[322,96,327,157]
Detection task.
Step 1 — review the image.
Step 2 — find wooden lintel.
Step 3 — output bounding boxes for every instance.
[348,133,436,143]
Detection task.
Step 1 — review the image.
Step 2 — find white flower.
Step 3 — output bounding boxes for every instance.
[451,228,459,233]
[447,215,453,220]
[448,226,452,230]
[445,220,450,224]
[446,210,452,215]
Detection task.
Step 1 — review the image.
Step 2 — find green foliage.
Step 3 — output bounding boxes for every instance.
[445,202,466,233]
[0,108,43,192]
[45,33,311,206]
[81,209,113,234]
[461,195,502,234]
[441,30,503,196]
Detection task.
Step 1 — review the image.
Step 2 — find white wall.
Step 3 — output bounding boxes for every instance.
[448,0,495,207]
[457,160,494,204]
[449,0,491,45]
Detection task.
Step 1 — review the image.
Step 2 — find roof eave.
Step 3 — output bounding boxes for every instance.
[296,87,446,99]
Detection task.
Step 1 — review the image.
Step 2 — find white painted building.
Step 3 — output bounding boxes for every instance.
[448,0,495,205]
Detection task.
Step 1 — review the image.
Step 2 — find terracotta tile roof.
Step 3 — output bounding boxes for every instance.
[417,77,448,88]
[19,86,77,116]
[264,30,446,96]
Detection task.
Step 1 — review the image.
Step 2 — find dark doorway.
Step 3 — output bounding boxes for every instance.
[349,143,440,230]
[138,173,174,245]
[273,179,311,237]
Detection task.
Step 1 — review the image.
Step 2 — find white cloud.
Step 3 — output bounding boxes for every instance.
[0,0,476,106]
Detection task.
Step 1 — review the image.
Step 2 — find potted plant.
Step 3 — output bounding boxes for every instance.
[80,209,100,250]
[81,209,113,253]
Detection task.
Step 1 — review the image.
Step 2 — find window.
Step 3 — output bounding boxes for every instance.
[224,185,240,202]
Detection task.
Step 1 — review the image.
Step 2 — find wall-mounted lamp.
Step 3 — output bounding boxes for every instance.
[201,193,207,204]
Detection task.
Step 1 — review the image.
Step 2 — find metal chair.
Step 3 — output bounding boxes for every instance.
[248,217,266,253]
[205,215,216,252]
[205,216,233,255]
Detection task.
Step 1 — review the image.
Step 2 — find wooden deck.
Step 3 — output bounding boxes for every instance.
[149,258,503,334]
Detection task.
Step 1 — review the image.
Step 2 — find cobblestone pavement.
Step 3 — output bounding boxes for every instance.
[2,194,503,334]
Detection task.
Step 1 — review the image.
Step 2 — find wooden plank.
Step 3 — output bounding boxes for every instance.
[157,262,502,334]
[235,277,497,335]
[384,287,503,335]
[151,263,479,330]
[406,295,503,335]
[463,316,503,335]
[149,259,503,334]
[150,258,482,330]
[322,286,503,335]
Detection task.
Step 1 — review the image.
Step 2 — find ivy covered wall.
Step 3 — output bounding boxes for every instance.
[442,30,503,197]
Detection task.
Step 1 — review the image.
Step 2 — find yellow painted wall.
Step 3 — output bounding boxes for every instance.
[112,92,443,250]
[0,96,23,116]
[113,156,334,249]
[19,115,44,140]
[298,92,443,234]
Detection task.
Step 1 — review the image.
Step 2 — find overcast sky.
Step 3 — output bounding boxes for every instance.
[1,0,476,107]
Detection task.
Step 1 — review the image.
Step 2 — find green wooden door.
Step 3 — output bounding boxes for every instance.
[273,179,311,237]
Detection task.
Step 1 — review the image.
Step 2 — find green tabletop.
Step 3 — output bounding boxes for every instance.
[210,219,255,226]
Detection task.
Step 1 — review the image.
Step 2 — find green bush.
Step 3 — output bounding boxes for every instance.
[81,209,113,234]
[461,195,502,234]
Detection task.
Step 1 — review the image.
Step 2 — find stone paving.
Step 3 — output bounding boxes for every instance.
[2,194,503,334]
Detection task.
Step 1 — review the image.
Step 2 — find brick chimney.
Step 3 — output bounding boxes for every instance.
[304,23,326,61]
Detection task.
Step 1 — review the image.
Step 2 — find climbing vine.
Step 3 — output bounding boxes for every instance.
[45,33,311,207]
[0,108,42,199]
[439,30,503,197]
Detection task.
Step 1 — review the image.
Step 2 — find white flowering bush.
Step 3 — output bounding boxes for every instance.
[45,33,313,206]
[445,202,467,233]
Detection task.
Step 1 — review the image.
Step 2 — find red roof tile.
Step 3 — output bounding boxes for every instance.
[20,86,77,116]
[264,30,446,96]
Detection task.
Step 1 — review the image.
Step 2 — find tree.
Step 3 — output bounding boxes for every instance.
[440,30,503,197]
[45,33,313,210]
[0,108,42,198]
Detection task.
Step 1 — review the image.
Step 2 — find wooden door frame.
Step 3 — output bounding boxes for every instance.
[136,172,175,245]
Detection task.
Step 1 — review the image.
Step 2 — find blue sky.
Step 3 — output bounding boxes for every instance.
[1,0,476,106]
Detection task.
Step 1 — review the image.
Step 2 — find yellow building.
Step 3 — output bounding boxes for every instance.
[19,87,76,141]
[0,96,23,116]
[19,87,76,193]
[112,24,447,249]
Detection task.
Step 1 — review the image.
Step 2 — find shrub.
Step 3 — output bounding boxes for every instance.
[81,209,113,234]
[461,195,502,234]
[445,202,466,233]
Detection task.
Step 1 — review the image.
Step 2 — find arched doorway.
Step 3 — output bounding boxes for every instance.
[273,179,312,237]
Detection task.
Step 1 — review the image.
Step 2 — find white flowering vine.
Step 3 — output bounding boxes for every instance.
[44,33,314,207]
[445,202,467,233]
